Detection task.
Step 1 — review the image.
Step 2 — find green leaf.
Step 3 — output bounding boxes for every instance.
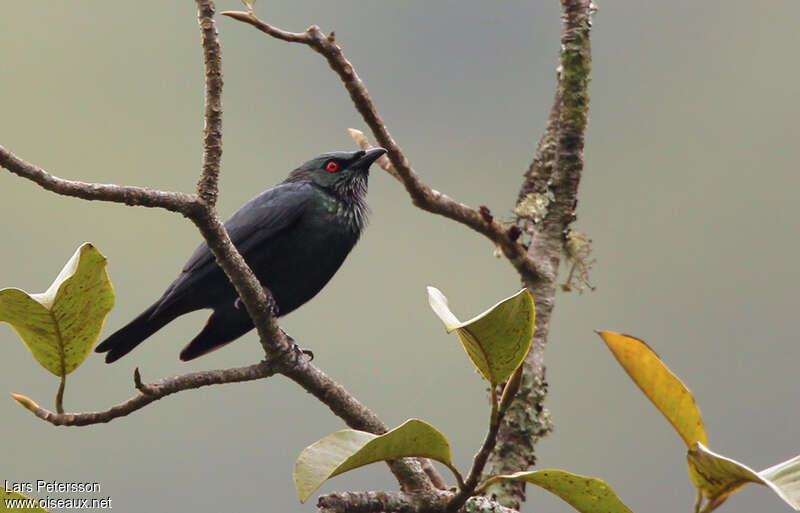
[481,470,633,513]
[1,486,48,511]
[427,287,534,386]
[0,243,114,377]
[688,442,800,512]
[294,419,453,503]
[596,331,708,448]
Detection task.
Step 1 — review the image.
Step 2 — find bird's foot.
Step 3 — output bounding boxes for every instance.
[291,345,314,361]
[281,329,314,361]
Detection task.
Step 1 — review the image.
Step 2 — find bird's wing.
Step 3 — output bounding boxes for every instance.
[152,183,314,316]
[186,182,314,273]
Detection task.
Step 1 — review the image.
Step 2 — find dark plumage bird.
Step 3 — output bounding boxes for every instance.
[95,148,387,363]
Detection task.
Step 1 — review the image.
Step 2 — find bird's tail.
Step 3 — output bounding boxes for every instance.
[179,306,253,361]
[95,301,176,363]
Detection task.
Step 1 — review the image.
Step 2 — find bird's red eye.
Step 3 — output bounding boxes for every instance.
[325,161,340,173]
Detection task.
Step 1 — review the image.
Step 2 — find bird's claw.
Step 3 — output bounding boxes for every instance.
[280,329,313,361]
[287,341,314,361]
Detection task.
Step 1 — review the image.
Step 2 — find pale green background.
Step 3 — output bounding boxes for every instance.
[2,2,799,512]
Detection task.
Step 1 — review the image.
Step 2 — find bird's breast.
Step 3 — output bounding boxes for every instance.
[316,193,369,235]
[245,204,363,316]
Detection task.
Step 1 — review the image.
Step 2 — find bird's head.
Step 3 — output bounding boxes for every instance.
[285,148,387,199]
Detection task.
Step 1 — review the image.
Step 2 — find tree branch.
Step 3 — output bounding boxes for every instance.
[195,0,224,205]
[0,144,198,214]
[484,0,594,508]
[13,360,278,426]
[221,10,543,283]
[186,0,289,360]
[462,496,522,513]
[318,490,451,513]
[188,1,314,368]
[316,491,521,513]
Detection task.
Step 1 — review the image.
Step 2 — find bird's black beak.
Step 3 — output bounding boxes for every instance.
[352,147,387,171]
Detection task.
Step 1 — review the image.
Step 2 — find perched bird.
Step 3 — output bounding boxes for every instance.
[96,148,387,362]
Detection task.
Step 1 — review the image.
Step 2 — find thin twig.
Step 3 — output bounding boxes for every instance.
[420,459,449,490]
[19,360,278,426]
[0,144,198,214]
[446,386,504,512]
[222,10,310,43]
[221,10,542,283]
[191,0,289,359]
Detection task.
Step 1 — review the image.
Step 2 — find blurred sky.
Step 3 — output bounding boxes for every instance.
[1,1,799,512]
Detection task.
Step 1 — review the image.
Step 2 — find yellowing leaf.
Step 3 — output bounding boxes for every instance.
[597,331,707,448]
[688,443,800,512]
[427,287,534,385]
[1,486,48,511]
[0,243,114,377]
[294,419,452,503]
[481,470,633,513]
[687,443,759,511]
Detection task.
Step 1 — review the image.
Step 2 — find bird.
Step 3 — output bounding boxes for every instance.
[95,147,387,363]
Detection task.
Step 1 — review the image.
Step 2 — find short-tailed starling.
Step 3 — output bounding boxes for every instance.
[95,148,386,362]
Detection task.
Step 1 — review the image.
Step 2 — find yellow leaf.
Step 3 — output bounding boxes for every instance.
[427,287,534,386]
[688,442,800,512]
[294,419,453,503]
[0,243,115,377]
[597,331,707,448]
[482,469,633,513]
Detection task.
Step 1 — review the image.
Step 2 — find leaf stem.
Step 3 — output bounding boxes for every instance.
[697,495,719,513]
[445,384,503,512]
[55,375,66,414]
[490,384,499,429]
[444,463,466,490]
